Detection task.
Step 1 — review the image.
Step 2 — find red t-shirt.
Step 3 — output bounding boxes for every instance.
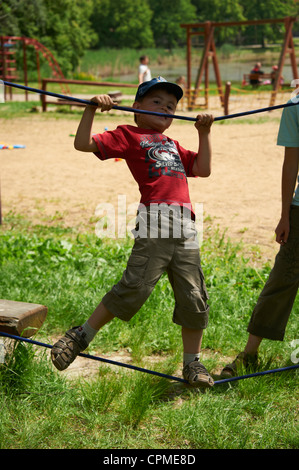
[93,125,197,211]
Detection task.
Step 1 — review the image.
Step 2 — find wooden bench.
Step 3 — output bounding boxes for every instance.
[243,73,273,86]
[55,90,123,108]
[41,78,136,112]
[0,299,47,338]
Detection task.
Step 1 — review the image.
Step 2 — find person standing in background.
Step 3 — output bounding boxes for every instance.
[138,55,151,83]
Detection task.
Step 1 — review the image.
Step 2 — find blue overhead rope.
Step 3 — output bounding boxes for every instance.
[2,80,299,123]
[0,331,298,386]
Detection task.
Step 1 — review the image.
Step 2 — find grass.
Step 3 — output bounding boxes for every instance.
[0,212,298,450]
[75,47,187,81]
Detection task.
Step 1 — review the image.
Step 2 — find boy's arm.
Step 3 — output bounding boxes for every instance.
[192,114,214,177]
[74,95,114,152]
[275,147,299,244]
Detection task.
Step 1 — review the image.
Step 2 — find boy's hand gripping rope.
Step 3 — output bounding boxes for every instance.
[2,80,299,122]
[0,331,298,386]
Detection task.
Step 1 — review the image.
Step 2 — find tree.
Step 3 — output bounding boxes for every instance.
[41,0,97,72]
[0,0,47,37]
[0,0,97,74]
[150,0,196,48]
[239,0,297,46]
[91,0,154,48]
[191,0,246,44]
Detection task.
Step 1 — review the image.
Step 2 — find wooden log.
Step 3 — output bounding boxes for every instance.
[0,299,47,338]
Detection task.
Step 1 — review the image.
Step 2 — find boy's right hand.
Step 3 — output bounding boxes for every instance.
[89,94,115,112]
[194,114,214,134]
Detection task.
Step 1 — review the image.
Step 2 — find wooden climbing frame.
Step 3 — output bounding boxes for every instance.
[181,17,299,111]
[0,36,70,100]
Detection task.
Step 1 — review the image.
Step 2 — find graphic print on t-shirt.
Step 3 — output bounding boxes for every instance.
[140,134,187,180]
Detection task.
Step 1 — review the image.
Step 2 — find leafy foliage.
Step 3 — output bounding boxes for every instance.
[1,0,298,75]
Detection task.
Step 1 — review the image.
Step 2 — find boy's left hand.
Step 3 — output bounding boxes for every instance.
[195,114,214,133]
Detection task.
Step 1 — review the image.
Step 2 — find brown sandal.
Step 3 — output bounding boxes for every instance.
[51,327,88,371]
[221,352,258,378]
[183,358,214,388]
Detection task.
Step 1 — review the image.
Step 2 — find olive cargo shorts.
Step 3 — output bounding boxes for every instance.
[101,207,209,329]
[247,205,299,340]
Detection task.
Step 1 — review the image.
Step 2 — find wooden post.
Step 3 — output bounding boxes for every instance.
[22,39,28,101]
[205,53,209,109]
[36,49,41,89]
[189,22,224,110]
[210,34,224,107]
[224,81,231,115]
[191,22,214,109]
[41,78,47,112]
[0,37,7,101]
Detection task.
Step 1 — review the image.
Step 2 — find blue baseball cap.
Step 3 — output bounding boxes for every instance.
[135,76,183,102]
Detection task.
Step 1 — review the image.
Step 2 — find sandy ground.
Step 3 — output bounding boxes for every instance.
[0,100,285,264]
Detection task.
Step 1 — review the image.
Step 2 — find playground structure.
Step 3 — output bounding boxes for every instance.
[1,18,298,114]
[181,16,299,112]
[0,36,137,111]
[0,36,70,100]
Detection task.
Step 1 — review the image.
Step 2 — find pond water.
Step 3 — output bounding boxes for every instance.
[120,62,295,85]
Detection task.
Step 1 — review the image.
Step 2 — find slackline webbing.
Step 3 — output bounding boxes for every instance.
[0,331,298,386]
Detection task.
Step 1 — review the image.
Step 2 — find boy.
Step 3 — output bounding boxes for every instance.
[51,77,214,388]
[221,99,299,378]
[138,55,151,84]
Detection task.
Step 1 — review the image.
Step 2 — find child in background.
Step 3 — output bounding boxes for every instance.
[138,55,151,83]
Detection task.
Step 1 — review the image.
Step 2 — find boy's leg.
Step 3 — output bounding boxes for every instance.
[182,326,202,366]
[51,302,114,371]
[165,221,213,387]
[51,235,170,371]
[87,302,115,330]
[51,216,172,372]
[142,210,213,387]
[182,326,203,355]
